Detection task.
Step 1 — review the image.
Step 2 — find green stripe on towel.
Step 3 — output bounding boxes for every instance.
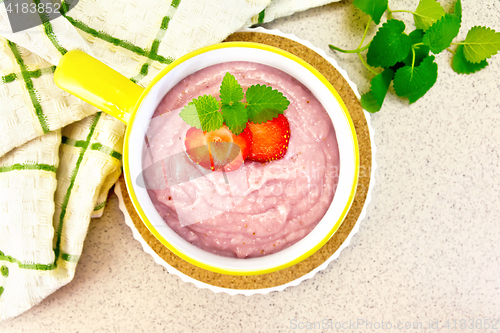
[7,41,51,133]
[90,143,122,160]
[130,0,180,83]
[33,0,68,55]
[1,66,56,85]
[1,73,17,84]
[61,253,80,263]
[60,0,173,65]
[0,251,56,270]
[0,163,57,173]
[62,137,121,160]
[258,9,266,24]
[61,136,88,148]
[93,200,106,211]
[0,251,80,270]
[54,112,101,262]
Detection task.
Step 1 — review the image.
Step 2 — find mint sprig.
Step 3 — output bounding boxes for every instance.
[393,55,438,103]
[182,96,222,132]
[179,72,289,134]
[403,30,430,67]
[221,103,247,134]
[422,13,461,54]
[452,45,488,74]
[329,0,500,112]
[220,71,244,103]
[361,68,394,112]
[461,26,500,63]
[353,0,388,25]
[366,20,412,68]
[246,84,290,124]
[412,0,445,31]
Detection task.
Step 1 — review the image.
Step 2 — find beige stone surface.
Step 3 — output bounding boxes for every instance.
[2,1,500,331]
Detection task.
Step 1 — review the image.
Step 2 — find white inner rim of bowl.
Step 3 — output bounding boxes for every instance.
[127,46,357,272]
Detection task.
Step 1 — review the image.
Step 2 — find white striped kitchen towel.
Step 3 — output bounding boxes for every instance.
[0,0,338,320]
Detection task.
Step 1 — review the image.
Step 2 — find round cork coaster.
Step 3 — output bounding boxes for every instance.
[116,29,373,291]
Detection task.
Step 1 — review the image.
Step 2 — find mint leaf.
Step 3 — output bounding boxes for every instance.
[248,108,283,124]
[462,26,500,63]
[393,55,438,104]
[246,84,290,124]
[404,29,430,66]
[178,104,201,129]
[180,95,223,132]
[220,72,243,105]
[361,68,395,112]
[221,102,247,135]
[353,0,388,24]
[413,0,445,31]
[367,20,412,68]
[219,72,247,134]
[422,14,461,54]
[454,0,462,21]
[452,44,488,74]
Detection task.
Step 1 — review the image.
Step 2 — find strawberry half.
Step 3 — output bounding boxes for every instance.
[247,114,291,162]
[185,125,253,171]
[184,127,212,169]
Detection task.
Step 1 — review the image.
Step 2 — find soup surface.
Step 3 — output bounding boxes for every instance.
[143,61,340,258]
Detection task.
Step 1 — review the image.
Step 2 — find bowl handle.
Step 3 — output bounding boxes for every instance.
[54,50,144,124]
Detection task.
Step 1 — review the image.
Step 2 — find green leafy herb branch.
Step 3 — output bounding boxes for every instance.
[329,0,500,112]
[180,72,290,134]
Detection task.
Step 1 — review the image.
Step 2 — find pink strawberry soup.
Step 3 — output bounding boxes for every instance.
[142,61,340,258]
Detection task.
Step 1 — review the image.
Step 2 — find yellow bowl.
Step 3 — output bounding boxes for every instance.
[55,42,359,275]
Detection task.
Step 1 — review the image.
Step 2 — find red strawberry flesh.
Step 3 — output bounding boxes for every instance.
[247,114,290,163]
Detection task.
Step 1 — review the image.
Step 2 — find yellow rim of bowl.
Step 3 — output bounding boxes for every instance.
[123,42,360,276]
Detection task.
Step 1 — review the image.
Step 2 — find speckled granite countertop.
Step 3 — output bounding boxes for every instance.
[2,1,500,332]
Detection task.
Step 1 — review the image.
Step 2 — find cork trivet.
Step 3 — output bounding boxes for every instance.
[118,32,372,289]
